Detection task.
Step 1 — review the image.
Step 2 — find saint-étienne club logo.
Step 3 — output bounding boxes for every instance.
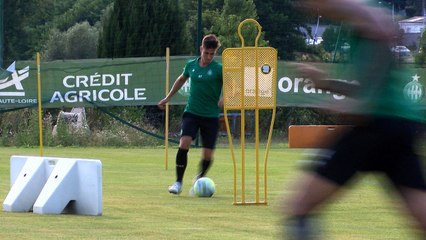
[0,61,30,97]
[404,74,424,103]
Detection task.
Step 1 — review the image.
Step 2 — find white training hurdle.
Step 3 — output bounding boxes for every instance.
[3,155,102,216]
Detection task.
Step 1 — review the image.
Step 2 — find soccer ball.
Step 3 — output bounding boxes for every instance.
[193,177,215,197]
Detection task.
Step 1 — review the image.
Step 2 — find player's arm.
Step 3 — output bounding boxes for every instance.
[218,96,224,109]
[294,63,359,96]
[315,79,360,97]
[218,66,224,109]
[158,74,189,110]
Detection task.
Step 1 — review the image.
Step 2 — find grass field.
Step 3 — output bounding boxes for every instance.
[0,145,423,239]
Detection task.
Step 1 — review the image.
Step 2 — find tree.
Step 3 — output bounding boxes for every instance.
[404,0,423,17]
[98,0,188,58]
[415,29,426,65]
[208,0,267,51]
[42,29,67,60]
[181,0,224,54]
[52,0,113,31]
[4,0,55,63]
[321,26,340,53]
[42,22,99,60]
[67,22,99,59]
[254,0,311,60]
[3,0,113,64]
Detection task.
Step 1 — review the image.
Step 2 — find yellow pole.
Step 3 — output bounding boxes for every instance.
[255,48,260,203]
[165,48,170,170]
[37,52,43,156]
[264,108,276,203]
[224,111,238,205]
[240,48,246,204]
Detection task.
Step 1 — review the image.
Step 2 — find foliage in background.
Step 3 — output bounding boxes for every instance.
[0,107,156,147]
[52,0,112,31]
[3,0,424,63]
[2,0,309,62]
[209,0,268,51]
[4,0,54,63]
[404,0,422,17]
[4,0,112,63]
[42,21,99,61]
[0,106,344,147]
[416,30,426,66]
[254,0,311,60]
[97,0,189,58]
[181,0,223,54]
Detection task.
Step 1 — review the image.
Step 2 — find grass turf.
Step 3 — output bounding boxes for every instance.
[0,145,422,239]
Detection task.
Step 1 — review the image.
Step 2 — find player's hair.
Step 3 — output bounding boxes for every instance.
[202,34,221,50]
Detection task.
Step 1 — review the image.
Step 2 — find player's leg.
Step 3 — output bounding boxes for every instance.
[283,125,370,239]
[387,151,426,234]
[168,136,192,194]
[169,113,198,194]
[286,173,341,215]
[198,148,214,179]
[398,187,426,233]
[384,118,426,233]
[196,115,220,179]
[283,172,341,239]
[175,136,192,182]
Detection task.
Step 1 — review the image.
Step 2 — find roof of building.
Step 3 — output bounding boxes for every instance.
[399,16,426,24]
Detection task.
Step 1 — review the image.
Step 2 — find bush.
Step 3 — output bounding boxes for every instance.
[0,106,344,147]
[43,21,99,61]
[0,107,164,147]
[0,109,41,146]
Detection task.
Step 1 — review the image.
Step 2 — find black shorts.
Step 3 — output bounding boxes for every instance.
[314,117,426,190]
[181,112,219,149]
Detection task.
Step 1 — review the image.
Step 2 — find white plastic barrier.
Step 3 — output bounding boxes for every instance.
[3,155,102,216]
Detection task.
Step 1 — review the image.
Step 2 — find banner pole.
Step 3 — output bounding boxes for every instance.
[165,48,170,170]
[37,52,43,156]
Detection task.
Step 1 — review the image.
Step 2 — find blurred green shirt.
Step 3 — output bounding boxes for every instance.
[340,35,423,122]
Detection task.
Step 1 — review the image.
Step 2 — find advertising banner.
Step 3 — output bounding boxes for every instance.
[1,57,425,109]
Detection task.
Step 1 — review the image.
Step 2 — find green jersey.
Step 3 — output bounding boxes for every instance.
[342,36,422,122]
[182,57,223,117]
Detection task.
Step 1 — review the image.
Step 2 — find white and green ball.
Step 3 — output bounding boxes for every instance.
[193,177,215,197]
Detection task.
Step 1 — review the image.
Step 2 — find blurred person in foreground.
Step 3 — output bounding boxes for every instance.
[157,34,223,195]
[282,0,426,239]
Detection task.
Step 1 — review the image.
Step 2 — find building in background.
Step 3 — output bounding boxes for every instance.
[398,16,426,50]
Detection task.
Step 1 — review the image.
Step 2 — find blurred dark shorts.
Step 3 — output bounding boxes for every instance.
[181,112,219,149]
[314,117,426,190]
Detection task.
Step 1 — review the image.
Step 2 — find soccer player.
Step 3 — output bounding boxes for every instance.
[282,0,426,238]
[157,34,223,195]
